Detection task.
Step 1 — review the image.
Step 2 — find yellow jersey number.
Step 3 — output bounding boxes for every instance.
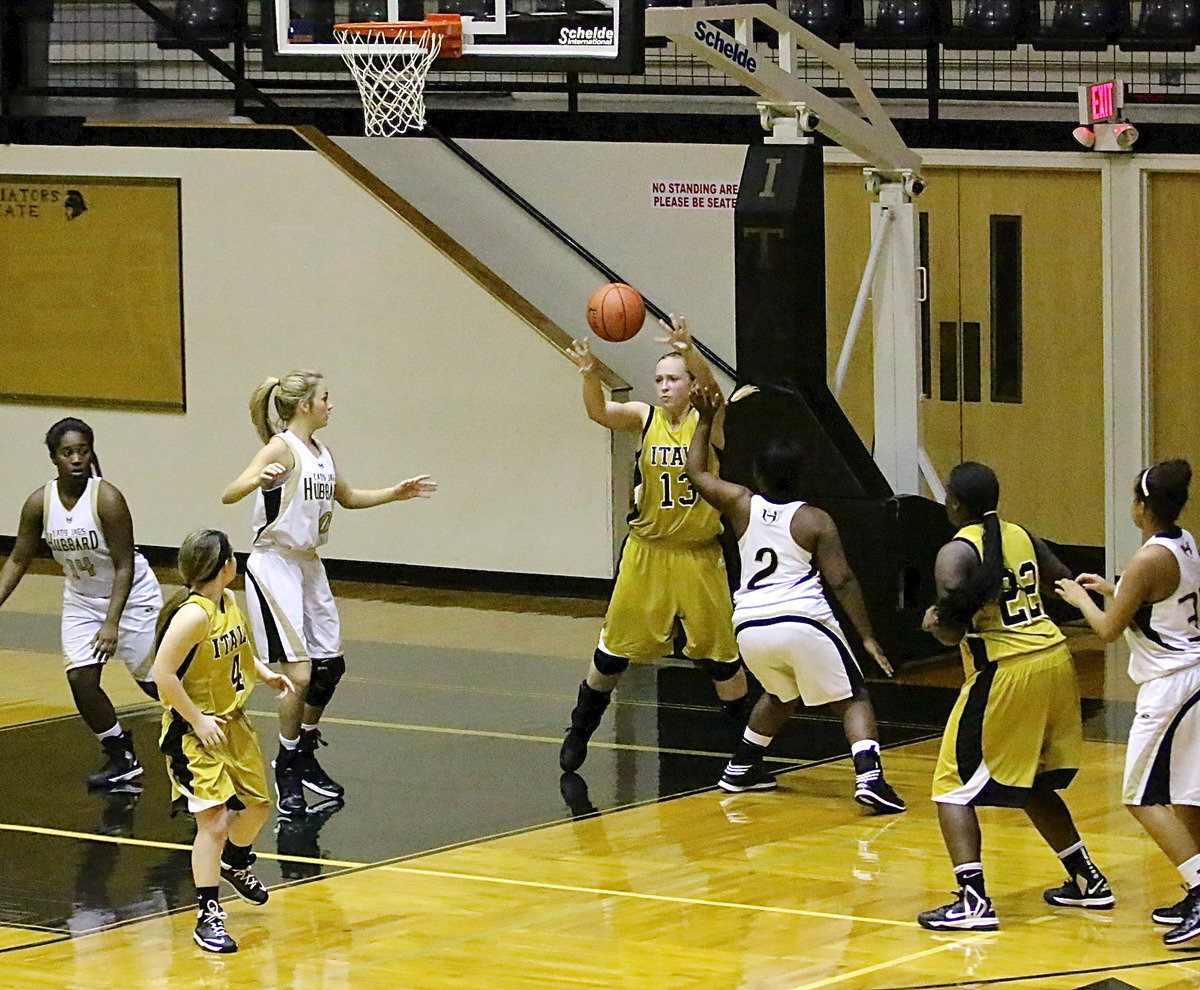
[999,561,1045,627]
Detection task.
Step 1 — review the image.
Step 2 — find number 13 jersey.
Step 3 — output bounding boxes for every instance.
[955,520,1064,668]
[733,496,833,625]
[626,407,721,545]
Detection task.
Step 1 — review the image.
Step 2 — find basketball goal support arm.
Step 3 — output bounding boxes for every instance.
[644,4,919,176]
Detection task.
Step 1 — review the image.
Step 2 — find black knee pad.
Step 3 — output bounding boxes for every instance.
[307,655,346,707]
[695,658,743,683]
[592,649,630,676]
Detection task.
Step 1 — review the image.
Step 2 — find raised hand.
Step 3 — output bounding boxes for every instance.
[393,475,437,501]
[690,382,724,419]
[567,339,598,373]
[655,313,692,353]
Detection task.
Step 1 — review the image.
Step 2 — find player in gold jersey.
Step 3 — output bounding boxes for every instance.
[559,317,750,773]
[151,529,295,953]
[918,463,1112,931]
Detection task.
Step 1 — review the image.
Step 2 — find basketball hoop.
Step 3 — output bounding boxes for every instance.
[334,15,463,137]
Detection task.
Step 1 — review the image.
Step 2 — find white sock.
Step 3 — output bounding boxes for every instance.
[279,734,299,750]
[1056,839,1084,861]
[96,723,124,742]
[851,739,879,756]
[743,727,773,748]
[301,723,320,734]
[1178,853,1200,889]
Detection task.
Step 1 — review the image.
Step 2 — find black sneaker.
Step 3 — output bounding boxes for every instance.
[220,853,269,905]
[296,729,344,799]
[1043,874,1115,909]
[854,772,906,814]
[1164,892,1200,947]
[194,906,236,953]
[88,732,143,788]
[559,682,610,773]
[1154,890,1194,926]
[918,888,999,931]
[718,760,778,793]
[274,748,307,817]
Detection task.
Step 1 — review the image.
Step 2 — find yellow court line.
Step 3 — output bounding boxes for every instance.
[381,864,918,929]
[0,822,364,870]
[0,822,914,930]
[789,939,977,989]
[244,709,805,765]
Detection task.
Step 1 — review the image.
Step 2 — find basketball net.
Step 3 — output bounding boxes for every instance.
[335,20,459,136]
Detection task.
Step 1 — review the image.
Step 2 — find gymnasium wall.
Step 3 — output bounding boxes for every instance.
[0,142,617,580]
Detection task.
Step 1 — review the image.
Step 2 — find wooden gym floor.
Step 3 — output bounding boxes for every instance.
[0,570,1195,989]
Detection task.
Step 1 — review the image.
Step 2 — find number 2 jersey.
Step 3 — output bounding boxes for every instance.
[252,430,336,554]
[169,591,256,718]
[626,407,721,545]
[1121,528,1200,685]
[42,476,159,610]
[733,496,835,626]
[955,520,1064,669]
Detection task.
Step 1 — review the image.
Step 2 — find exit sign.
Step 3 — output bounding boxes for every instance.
[1080,80,1124,124]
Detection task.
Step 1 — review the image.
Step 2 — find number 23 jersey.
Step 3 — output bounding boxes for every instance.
[171,591,257,718]
[626,407,721,545]
[955,520,1064,667]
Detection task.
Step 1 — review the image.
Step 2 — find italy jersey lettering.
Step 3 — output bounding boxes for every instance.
[626,407,721,545]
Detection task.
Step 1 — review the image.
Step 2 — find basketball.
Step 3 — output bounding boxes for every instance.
[586,283,645,343]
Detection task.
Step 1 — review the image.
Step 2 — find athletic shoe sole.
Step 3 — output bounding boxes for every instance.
[1043,893,1115,909]
[854,791,906,813]
[90,766,144,787]
[276,796,307,816]
[300,778,344,799]
[1154,910,1186,926]
[1165,928,1200,948]
[718,778,778,793]
[193,931,237,953]
[917,916,999,931]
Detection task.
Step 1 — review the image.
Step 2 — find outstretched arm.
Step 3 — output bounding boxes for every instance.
[657,316,725,447]
[0,491,44,610]
[811,509,892,676]
[221,436,293,504]
[94,482,136,662]
[1057,546,1174,645]
[683,385,751,533]
[334,471,437,510]
[568,339,648,432]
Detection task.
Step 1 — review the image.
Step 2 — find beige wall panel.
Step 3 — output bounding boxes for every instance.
[0,144,614,578]
[1147,171,1200,537]
[958,169,1104,545]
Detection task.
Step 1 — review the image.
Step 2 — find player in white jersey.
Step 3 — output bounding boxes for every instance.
[222,370,436,816]
[683,387,904,812]
[1057,460,1200,947]
[0,418,162,788]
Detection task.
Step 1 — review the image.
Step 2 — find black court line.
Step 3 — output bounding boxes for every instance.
[0,700,157,734]
[0,935,72,954]
[875,954,1194,990]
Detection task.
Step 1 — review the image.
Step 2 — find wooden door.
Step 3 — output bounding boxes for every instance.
[955,169,1104,546]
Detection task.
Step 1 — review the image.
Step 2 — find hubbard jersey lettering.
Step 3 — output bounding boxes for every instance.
[627,407,721,544]
[1122,528,1200,684]
[42,476,158,608]
[172,592,256,718]
[955,521,1064,669]
[252,430,336,553]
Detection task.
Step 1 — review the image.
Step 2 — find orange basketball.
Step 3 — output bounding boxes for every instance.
[586,283,645,343]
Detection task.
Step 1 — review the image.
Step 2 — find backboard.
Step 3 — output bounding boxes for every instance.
[263,0,644,73]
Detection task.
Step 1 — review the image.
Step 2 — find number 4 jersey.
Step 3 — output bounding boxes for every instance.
[626,407,721,545]
[1121,528,1200,685]
[733,496,835,625]
[172,591,256,718]
[955,520,1064,668]
[42,476,159,609]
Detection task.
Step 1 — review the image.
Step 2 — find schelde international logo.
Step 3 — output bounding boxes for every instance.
[558,25,613,45]
[694,20,757,72]
[0,184,89,220]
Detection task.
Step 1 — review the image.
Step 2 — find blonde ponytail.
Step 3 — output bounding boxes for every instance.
[248,370,323,444]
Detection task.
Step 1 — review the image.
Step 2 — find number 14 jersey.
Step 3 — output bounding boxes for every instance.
[733,496,834,625]
[955,520,1064,668]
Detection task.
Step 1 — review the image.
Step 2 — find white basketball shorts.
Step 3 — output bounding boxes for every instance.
[61,593,162,682]
[1124,661,1200,807]
[733,612,863,707]
[243,549,341,664]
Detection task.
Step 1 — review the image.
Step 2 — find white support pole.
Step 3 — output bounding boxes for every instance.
[871,180,922,496]
[833,207,892,399]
